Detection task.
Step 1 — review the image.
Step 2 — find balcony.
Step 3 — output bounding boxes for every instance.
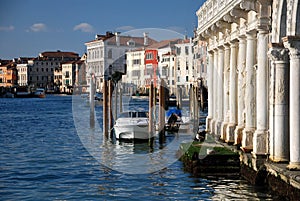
[196,0,243,36]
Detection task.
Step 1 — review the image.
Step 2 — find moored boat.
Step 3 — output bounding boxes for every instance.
[114,111,151,141]
[33,88,46,98]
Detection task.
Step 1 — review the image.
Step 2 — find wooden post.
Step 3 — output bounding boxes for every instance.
[177,86,182,109]
[103,79,108,138]
[194,85,199,133]
[114,82,118,122]
[108,79,113,134]
[149,81,154,147]
[159,79,166,135]
[189,84,194,120]
[89,74,95,128]
[119,83,123,113]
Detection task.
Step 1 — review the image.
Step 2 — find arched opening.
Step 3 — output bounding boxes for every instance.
[279,0,287,41]
[296,1,300,35]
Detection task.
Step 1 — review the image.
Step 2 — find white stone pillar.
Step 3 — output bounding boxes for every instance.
[206,51,214,133]
[211,49,219,134]
[221,44,230,140]
[253,29,269,155]
[268,44,289,162]
[284,36,300,170]
[215,46,224,138]
[242,31,257,151]
[234,36,246,145]
[226,40,238,143]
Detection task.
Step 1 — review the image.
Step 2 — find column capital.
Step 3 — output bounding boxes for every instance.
[268,43,289,62]
[240,0,259,12]
[246,30,257,39]
[230,39,239,47]
[283,36,300,60]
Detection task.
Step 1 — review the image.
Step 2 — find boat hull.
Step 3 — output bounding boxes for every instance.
[114,124,150,140]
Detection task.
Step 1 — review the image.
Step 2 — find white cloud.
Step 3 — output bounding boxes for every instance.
[116,26,135,32]
[73,23,94,33]
[30,23,47,32]
[0,25,15,31]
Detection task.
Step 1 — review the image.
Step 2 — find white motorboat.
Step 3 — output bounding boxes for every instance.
[33,88,46,98]
[114,111,151,140]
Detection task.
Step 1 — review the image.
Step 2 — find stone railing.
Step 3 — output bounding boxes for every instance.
[196,0,243,34]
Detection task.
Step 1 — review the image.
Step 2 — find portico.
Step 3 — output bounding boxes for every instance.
[196,0,300,169]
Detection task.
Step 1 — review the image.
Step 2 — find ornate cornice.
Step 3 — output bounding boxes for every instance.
[240,0,259,12]
[230,7,248,20]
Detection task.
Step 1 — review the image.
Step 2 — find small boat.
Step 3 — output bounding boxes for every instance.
[33,88,46,98]
[165,107,183,132]
[114,111,151,141]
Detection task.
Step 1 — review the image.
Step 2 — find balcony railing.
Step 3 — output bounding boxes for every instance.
[196,0,242,34]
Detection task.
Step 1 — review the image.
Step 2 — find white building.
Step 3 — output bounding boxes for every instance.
[15,57,34,86]
[85,32,156,92]
[174,38,194,96]
[123,49,146,94]
[161,51,176,94]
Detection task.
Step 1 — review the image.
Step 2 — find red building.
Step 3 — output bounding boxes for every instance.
[144,49,158,87]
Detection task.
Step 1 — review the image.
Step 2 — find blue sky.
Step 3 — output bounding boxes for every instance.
[0,0,205,59]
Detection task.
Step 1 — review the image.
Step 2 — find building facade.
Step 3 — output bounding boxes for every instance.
[175,39,194,96]
[85,32,156,92]
[0,60,17,87]
[195,0,300,170]
[29,51,79,91]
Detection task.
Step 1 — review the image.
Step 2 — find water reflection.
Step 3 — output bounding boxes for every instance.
[0,95,275,200]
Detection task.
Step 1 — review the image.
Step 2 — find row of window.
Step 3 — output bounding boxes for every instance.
[35,62,59,66]
[29,67,54,72]
[29,76,54,81]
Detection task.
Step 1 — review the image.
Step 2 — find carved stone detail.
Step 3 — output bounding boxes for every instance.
[283,36,300,60]
[268,45,289,62]
[230,7,248,20]
[240,0,259,12]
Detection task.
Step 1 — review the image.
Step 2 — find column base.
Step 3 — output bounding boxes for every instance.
[206,117,213,133]
[234,125,244,145]
[287,162,300,171]
[241,127,255,152]
[215,121,222,139]
[251,152,268,171]
[269,156,289,163]
[211,119,216,135]
[226,123,236,144]
[253,130,268,155]
[220,122,228,141]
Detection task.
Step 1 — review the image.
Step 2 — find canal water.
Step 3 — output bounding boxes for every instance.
[0,95,275,200]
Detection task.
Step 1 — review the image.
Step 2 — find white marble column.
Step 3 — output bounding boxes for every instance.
[284,36,300,170]
[211,49,219,134]
[242,31,257,151]
[226,40,238,143]
[206,51,214,133]
[268,44,289,162]
[253,29,269,155]
[221,44,230,140]
[215,46,224,138]
[234,36,246,145]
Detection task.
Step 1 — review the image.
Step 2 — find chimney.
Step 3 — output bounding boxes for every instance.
[143,32,148,46]
[115,32,120,46]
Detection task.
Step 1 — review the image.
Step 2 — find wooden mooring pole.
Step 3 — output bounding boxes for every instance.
[108,80,113,135]
[103,79,108,138]
[159,79,166,140]
[89,73,95,128]
[149,81,155,147]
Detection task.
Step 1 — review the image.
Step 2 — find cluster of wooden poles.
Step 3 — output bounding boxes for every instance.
[89,75,201,146]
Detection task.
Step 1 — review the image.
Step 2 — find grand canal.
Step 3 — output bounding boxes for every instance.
[0,95,275,200]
